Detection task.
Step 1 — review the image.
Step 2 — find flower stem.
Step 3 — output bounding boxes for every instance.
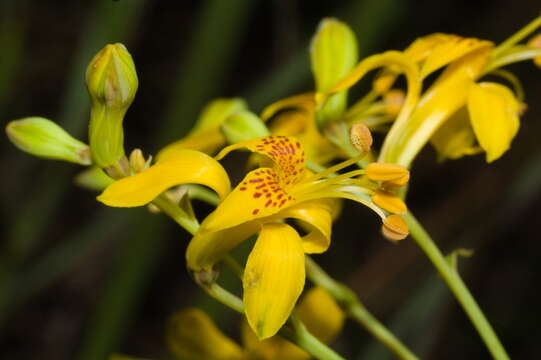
[405,212,510,360]
[305,256,418,360]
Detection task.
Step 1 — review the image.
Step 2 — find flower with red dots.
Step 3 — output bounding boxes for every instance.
[186,135,408,340]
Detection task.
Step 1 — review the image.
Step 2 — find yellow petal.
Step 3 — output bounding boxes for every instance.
[186,221,260,270]
[430,107,481,161]
[467,82,520,162]
[379,46,491,166]
[199,168,296,234]
[216,136,306,188]
[419,36,493,78]
[372,191,407,214]
[97,149,230,207]
[297,286,345,344]
[260,94,315,122]
[404,33,455,62]
[277,199,333,254]
[244,223,305,339]
[166,308,245,360]
[240,320,309,360]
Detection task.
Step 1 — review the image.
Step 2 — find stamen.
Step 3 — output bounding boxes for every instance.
[381,215,409,241]
[292,169,364,196]
[305,153,366,183]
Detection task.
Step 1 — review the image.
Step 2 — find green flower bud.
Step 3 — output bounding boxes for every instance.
[193,98,248,133]
[74,166,114,191]
[6,117,91,165]
[221,110,270,144]
[310,18,358,126]
[86,43,138,168]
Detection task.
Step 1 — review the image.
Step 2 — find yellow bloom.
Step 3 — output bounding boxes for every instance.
[372,16,541,166]
[186,135,407,338]
[97,148,230,207]
[166,286,345,360]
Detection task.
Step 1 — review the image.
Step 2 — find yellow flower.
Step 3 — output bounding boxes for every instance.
[186,135,408,339]
[166,286,345,360]
[96,148,230,207]
[370,16,541,167]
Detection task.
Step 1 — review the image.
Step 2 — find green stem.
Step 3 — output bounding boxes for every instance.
[305,256,418,360]
[152,195,199,235]
[405,213,510,360]
[492,14,541,58]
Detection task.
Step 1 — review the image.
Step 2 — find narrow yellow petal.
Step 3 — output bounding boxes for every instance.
[297,286,345,344]
[186,221,260,270]
[260,94,315,122]
[199,168,295,234]
[467,82,520,162]
[166,308,245,360]
[97,149,230,207]
[372,191,407,214]
[430,107,481,161]
[420,36,493,78]
[276,199,333,254]
[244,223,305,339]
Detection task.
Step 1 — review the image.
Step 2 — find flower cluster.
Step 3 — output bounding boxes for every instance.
[6,14,541,358]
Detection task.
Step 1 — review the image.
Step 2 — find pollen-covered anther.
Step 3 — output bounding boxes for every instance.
[350,123,373,153]
[365,162,409,182]
[372,191,407,214]
[381,215,409,242]
[382,172,410,189]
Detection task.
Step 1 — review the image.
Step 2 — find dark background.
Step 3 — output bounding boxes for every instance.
[2,0,541,359]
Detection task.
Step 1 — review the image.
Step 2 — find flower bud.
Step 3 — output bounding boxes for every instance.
[86,43,138,168]
[221,110,270,144]
[311,18,358,126]
[128,148,150,173]
[6,117,91,165]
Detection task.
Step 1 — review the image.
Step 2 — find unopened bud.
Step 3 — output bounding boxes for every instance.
[350,123,373,153]
[194,98,248,133]
[366,162,409,182]
[86,43,138,168]
[311,18,358,125]
[527,33,541,68]
[383,90,406,116]
[6,117,91,165]
[382,215,409,241]
[221,110,270,144]
[129,148,150,173]
[74,166,114,191]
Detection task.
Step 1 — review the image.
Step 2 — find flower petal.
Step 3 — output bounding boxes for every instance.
[297,286,345,344]
[430,107,481,161]
[97,149,230,207]
[157,130,226,159]
[166,308,245,360]
[243,223,305,339]
[419,35,493,78]
[277,199,334,254]
[215,136,306,188]
[467,82,520,162]
[186,221,260,271]
[260,94,315,122]
[200,168,296,234]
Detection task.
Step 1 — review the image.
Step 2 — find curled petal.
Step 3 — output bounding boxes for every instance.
[244,223,305,339]
[468,82,520,162]
[166,308,245,360]
[157,130,226,159]
[277,199,334,254]
[260,94,315,122]
[98,149,230,207]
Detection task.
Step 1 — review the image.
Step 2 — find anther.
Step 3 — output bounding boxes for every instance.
[350,123,373,153]
[381,215,409,241]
